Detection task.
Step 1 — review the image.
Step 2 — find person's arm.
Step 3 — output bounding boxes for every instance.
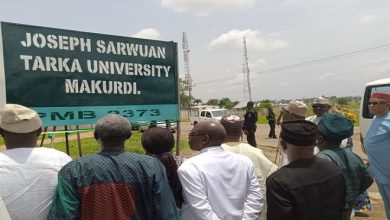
[243,165,263,219]
[276,110,284,126]
[254,111,258,123]
[47,168,80,220]
[266,176,293,220]
[151,161,179,220]
[357,157,374,194]
[178,165,221,220]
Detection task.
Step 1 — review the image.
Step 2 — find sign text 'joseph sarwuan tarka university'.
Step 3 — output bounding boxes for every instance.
[0,22,179,126]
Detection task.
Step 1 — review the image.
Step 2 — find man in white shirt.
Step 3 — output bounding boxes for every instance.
[0,196,11,220]
[220,114,277,220]
[0,104,72,220]
[178,121,263,220]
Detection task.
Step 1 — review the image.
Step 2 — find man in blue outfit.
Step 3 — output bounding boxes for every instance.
[364,92,390,219]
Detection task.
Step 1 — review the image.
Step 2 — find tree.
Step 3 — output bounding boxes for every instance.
[207,99,219,106]
[179,78,192,109]
[336,97,352,105]
[219,97,235,109]
[259,100,272,109]
[193,99,202,105]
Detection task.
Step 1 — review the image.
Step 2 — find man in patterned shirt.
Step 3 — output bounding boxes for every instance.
[48,114,178,220]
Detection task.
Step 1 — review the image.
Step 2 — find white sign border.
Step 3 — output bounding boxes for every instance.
[0,23,6,109]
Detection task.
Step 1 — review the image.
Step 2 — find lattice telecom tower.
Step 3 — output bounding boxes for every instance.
[242,37,252,101]
[182,32,192,106]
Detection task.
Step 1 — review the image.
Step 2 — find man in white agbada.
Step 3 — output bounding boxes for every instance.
[276,100,308,167]
[178,121,263,219]
[0,104,71,220]
[220,114,277,220]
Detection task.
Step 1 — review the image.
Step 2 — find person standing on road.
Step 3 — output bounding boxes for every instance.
[179,121,263,219]
[316,113,373,219]
[243,101,258,147]
[364,92,390,219]
[220,114,277,220]
[266,107,277,139]
[266,120,346,220]
[275,100,308,167]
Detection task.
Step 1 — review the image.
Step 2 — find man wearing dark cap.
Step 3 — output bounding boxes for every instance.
[243,101,258,147]
[179,121,263,219]
[0,104,72,220]
[364,92,390,219]
[266,120,346,220]
[220,115,277,220]
[316,113,373,219]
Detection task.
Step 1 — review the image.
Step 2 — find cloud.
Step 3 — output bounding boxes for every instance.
[359,14,378,24]
[278,82,290,86]
[318,72,336,81]
[209,29,288,51]
[131,28,161,40]
[161,0,255,16]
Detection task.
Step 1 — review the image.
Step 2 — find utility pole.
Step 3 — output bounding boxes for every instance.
[242,37,252,101]
[182,32,192,114]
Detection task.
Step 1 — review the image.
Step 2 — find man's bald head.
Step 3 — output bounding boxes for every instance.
[188,121,227,151]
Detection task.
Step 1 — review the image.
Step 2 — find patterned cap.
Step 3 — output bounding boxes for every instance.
[317,113,353,141]
[371,92,390,102]
[220,114,244,136]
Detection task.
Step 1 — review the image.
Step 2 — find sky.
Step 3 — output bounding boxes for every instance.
[1,0,390,102]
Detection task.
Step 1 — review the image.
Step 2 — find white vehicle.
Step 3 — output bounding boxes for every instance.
[190,108,230,125]
[138,120,177,132]
[359,78,390,150]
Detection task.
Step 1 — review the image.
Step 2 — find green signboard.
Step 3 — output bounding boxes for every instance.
[0,22,179,126]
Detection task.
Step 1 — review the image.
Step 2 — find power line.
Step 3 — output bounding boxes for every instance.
[195,43,390,85]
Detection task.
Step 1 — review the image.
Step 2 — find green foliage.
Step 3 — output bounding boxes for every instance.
[336,97,352,105]
[207,99,219,106]
[258,100,272,109]
[193,99,202,105]
[48,132,188,159]
[218,97,236,109]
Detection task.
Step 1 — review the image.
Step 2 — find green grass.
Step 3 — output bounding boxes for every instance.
[42,132,189,159]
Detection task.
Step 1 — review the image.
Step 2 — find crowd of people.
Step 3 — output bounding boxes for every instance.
[0,91,389,220]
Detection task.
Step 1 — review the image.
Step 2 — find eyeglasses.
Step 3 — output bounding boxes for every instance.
[368,101,385,106]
